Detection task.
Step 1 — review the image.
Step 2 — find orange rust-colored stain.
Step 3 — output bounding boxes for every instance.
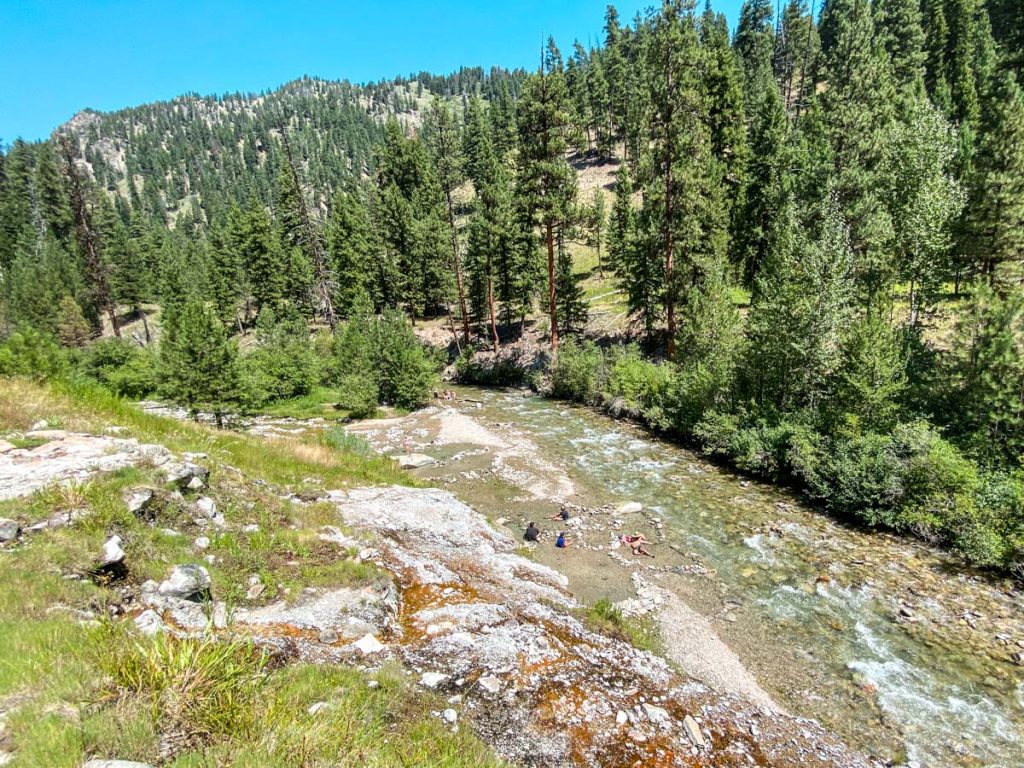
[397,581,486,643]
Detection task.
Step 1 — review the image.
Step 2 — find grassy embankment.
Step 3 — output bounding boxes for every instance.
[0,378,504,767]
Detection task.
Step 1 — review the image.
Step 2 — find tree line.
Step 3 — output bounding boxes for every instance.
[0,0,1022,574]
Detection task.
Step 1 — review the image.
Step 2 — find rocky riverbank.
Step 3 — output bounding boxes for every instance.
[0,406,880,766]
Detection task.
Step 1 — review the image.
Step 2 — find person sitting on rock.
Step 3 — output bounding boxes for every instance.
[555,531,569,549]
[524,522,540,543]
[621,532,654,558]
[547,507,570,522]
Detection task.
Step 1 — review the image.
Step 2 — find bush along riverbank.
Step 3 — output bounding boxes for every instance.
[452,338,1024,580]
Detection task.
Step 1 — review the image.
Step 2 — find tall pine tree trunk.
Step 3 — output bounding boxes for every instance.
[665,162,676,358]
[487,270,500,352]
[546,221,559,350]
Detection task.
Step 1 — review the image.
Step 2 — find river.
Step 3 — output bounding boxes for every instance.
[347,385,1024,768]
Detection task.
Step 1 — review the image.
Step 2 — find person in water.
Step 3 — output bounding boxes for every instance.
[621,532,654,557]
[524,522,540,542]
[547,507,570,522]
[555,531,569,549]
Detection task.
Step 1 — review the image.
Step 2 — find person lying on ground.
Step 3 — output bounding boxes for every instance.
[620,532,654,558]
[556,531,569,549]
[547,508,570,522]
[524,522,540,542]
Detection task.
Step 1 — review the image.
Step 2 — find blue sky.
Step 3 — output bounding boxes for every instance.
[1,0,744,142]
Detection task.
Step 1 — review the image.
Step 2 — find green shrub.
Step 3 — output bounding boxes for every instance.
[550,337,605,403]
[320,428,375,457]
[334,310,437,414]
[0,328,68,379]
[240,309,320,406]
[605,345,671,420]
[77,338,158,398]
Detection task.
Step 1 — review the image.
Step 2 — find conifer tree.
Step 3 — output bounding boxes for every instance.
[516,39,578,349]
[645,0,727,355]
[424,98,471,346]
[960,72,1024,285]
[818,0,896,304]
[874,0,927,95]
[58,135,121,337]
[161,299,243,427]
[55,295,92,348]
[326,182,379,317]
[734,0,776,110]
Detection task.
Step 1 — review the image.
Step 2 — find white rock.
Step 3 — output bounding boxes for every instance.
[0,518,20,542]
[441,708,458,724]
[124,488,154,515]
[477,675,502,694]
[195,497,217,518]
[241,524,260,534]
[353,633,385,655]
[307,701,330,716]
[642,703,670,725]
[318,629,339,645]
[683,714,706,748]
[616,502,643,515]
[186,476,205,491]
[133,609,165,637]
[0,440,15,454]
[157,564,210,598]
[29,420,49,431]
[193,536,210,551]
[420,672,448,688]
[366,680,380,689]
[82,761,155,768]
[100,535,125,566]
[616,710,629,725]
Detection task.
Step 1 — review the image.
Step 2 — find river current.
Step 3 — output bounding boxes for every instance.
[390,387,1024,768]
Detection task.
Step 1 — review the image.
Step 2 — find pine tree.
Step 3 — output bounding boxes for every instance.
[874,0,927,95]
[424,98,471,346]
[326,182,379,317]
[734,0,775,110]
[555,227,588,338]
[236,199,287,317]
[160,299,243,427]
[276,130,334,327]
[960,72,1024,285]
[774,0,820,115]
[818,0,897,304]
[58,135,121,337]
[645,0,727,356]
[35,142,74,246]
[950,283,1024,464]
[55,295,92,347]
[516,39,578,349]
[743,195,854,412]
[833,310,907,430]
[735,84,789,286]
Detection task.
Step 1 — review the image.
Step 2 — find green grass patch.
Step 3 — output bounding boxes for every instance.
[581,598,664,655]
[258,387,352,421]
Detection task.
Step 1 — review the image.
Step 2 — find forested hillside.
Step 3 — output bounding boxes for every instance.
[1,0,1022,575]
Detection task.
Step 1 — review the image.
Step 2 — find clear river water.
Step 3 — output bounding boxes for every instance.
[388,387,1024,768]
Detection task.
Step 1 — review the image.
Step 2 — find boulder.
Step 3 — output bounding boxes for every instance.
[157,565,211,599]
[441,708,458,724]
[0,518,20,542]
[0,439,16,454]
[616,502,643,515]
[99,536,125,566]
[392,453,435,470]
[164,462,209,491]
[193,536,210,551]
[25,429,68,441]
[29,420,48,431]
